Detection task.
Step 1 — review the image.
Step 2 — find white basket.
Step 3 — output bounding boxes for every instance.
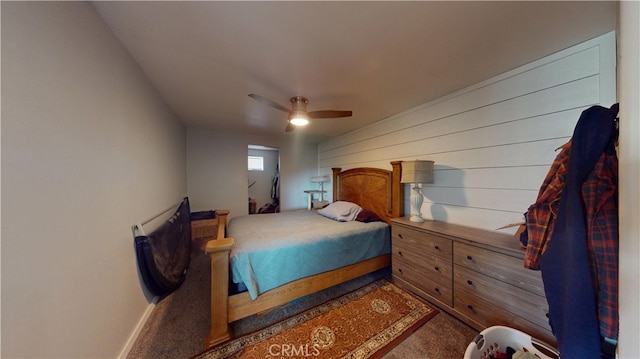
[464,326,559,359]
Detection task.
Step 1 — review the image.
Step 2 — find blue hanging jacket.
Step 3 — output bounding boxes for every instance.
[539,104,618,358]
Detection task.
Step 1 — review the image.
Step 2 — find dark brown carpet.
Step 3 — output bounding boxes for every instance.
[127,250,477,358]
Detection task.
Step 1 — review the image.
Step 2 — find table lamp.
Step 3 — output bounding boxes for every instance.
[401,160,434,222]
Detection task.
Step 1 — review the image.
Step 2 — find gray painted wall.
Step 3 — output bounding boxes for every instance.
[2,2,186,357]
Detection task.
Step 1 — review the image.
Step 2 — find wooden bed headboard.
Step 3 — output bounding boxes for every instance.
[331,161,404,224]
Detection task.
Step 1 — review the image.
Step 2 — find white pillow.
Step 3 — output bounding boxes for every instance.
[317,201,362,222]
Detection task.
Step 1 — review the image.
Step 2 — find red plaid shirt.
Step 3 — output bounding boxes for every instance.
[582,146,618,339]
[524,141,619,339]
[523,141,571,269]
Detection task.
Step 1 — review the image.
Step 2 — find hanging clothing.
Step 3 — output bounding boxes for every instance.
[582,139,619,340]
[522,140,571,269]
[522,104,619,358]
[271,172,279,200]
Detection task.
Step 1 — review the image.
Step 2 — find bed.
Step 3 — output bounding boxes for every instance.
[204,161,404,348]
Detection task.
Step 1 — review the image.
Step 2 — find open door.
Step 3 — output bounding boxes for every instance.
[248,145,280,214]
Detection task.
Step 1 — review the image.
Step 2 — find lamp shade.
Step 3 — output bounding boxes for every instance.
[401,160,434,183]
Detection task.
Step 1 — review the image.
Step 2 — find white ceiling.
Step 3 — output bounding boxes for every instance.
[94,1,616,142]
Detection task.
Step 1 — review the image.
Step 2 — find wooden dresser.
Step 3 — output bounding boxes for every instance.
[390,217,556,345]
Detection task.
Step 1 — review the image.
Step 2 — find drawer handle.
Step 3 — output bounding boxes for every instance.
[467,280,473,286]
[435,287,440,293]
[398,268,403,274]
[434,245,440,250]
[466,255,473,261]
[398,251,404,257]
[467,304,474,311]
[398,234,403,239]
[434,266,440,271]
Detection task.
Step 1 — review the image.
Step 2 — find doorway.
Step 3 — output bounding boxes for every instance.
[248,145,280,214]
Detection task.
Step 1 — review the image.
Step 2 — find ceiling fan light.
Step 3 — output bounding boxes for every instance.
[290,117,309,126]
[289,112,309,126]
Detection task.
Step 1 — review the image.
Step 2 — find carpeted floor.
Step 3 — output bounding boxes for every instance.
[127,250,478,358]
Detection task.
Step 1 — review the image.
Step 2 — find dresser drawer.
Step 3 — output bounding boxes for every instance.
[393,225,452,259]
[453,283,555,345]
[454,265,550,330]
[453,241,545,296]
[393,255,453,306]
[454,283,512,328]
[392,249,452,288]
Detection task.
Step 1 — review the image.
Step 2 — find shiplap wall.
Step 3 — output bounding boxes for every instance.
[319,32,616,233]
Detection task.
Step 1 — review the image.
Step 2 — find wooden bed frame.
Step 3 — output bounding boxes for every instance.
[204,161,404,348]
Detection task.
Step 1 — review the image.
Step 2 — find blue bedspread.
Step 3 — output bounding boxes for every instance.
[228,210,390,300]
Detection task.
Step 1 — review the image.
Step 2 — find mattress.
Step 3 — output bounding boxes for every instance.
[228,210,390,300]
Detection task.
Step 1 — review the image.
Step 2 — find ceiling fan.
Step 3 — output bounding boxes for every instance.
[248,94,353,132]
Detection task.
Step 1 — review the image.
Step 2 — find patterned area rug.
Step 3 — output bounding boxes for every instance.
[194,279,438,359]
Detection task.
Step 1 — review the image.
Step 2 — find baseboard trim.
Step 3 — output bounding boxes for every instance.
[117,297,159,359]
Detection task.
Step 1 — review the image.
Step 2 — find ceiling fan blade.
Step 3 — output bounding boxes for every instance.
[308,110,353,119]
[248,94,290,113]
[285,122,295,132]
